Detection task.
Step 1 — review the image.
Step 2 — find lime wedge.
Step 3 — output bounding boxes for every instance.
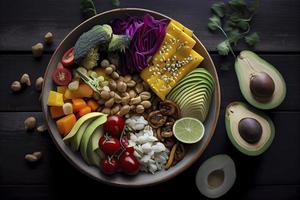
[173,117,205,144]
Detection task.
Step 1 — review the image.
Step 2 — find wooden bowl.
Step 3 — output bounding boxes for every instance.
[41,8,221,187]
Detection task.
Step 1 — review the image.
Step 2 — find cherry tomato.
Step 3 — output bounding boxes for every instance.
[126,146,135,154]
[100,157,119,175]
[119,151,140,175]
[99,136,121,155]
[103,115,125,138]
[52,65,72,86]
[61,47,75,67]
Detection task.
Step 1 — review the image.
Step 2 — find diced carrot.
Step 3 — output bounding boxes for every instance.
[77,106,92,118]
[87,99,99,111]
[72,98,86,112]
[50,106,65,119]
[56,114,77,137]
[64,83,93,99]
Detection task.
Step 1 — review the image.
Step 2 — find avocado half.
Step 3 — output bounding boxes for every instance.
[195,154,236,198]
[235,51,286,109]
[225,102,275,156]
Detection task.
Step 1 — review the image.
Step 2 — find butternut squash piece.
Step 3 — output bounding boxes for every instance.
[64,83,93,99]
[77,106,92,118]
[56,114,77,136]
[72,98,86,112]
[49,106,65,119]
[87,99,99,111]
[47,91,64,106]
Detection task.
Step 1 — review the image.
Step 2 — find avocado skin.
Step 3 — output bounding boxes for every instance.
[225,102,275,156]
[235,50,286,110]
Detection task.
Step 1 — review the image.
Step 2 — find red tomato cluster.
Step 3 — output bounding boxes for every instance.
[99,115,140,175]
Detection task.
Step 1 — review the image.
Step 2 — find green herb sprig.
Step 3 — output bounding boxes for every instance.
[80,0,97,20]
[208,0,260,57]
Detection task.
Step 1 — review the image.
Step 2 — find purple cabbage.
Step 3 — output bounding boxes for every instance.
[112,14,167,73]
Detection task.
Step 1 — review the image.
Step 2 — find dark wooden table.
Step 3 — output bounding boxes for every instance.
[0,0,299,199]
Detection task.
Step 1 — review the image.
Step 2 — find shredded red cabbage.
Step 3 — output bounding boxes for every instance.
[112,14,167,73]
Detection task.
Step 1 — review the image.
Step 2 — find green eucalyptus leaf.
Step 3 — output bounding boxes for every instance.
[211,2,226,17]
[236,20,249,30]
[228,30,241,45]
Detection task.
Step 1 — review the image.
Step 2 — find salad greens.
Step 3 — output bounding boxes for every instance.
[208,0,260,57]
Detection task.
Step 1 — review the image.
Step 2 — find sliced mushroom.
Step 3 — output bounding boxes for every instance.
[147,110,167,128]
[175,143,185,162]
[160,122,174,138]
[159,100,180,117]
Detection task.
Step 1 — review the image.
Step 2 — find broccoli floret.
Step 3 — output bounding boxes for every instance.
[81,47,99,70]
[108,34,130,52]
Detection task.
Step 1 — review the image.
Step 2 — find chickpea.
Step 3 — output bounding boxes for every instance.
[126,80,136,88]
[130,96,142,105]
[24,116,37,130]
[20,73,31,86]
[102,107,111,114]
[44,32,53,44]
[35,77,44,92]
[111,71,120,80]
[105,98,115,108]
[123,74,132,82]
[141,101,152,109]
[11,81,22,92]
[32,43,44,58]
[100,90,110,100]
[114,93,122,103]
[109,80,117,91]
[136,105,145,114]
[119,105,130,116]
[111,104,121,115]
[105,67,114,75]
[121,96,130,105]
[140,91,151,100]
[128,90,137,98]
[117,81,127,93]
[109,64,116,71]
[101,59,110,68]
[135,83,144,94]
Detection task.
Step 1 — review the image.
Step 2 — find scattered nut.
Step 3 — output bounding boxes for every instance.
[102,86,110,92]
[24,116,37,130]
[109,80,117,91]
[100,90,110,100]
[32,151,43,160]
[114,93,122,103]
[117,81,127,93]
[123,74,132,82]
[140,91,151,100]
[130,96,142,105]
[101,59,110,68]
[32,43,44,58]
[11,81,22,92]
[20,73,31,86]
[119,105,130,116]
[37,124,47,133]
[111,71,120,80]
[105,67,114,75]
[141,101,152,109]
[35,77,44,91]
[111,104,121,115]
[105,98,115,108]
[44,32,53,44]
[129,90,137,98]
[121,96,130,105]
[136,105,145,114]
[130,105,136,111]
[126,80,136,88]
[102,107,111,114]
[25,154,38,162]
[109,64,116,71]
[135,83,144,93]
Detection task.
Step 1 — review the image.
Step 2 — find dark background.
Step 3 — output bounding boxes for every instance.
[0,0,299,199]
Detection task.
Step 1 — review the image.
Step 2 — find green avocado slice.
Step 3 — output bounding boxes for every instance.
[225,102,275,156]
[80,115,107,163]
[87,126,105,166]
[235,50,286,109]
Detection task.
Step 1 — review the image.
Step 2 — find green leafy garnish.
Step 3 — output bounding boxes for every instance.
[245,32,260,46]
[211,2,225,17]
[80,0,96,20]
[208,0,260,59]
[112,0,120,7]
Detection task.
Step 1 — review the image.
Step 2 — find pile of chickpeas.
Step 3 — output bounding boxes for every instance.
[93,59,152,116]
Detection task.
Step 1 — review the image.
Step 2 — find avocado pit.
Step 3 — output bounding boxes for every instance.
[250,72,275,102]
[207,169,225,188]
[238,117,262,144]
